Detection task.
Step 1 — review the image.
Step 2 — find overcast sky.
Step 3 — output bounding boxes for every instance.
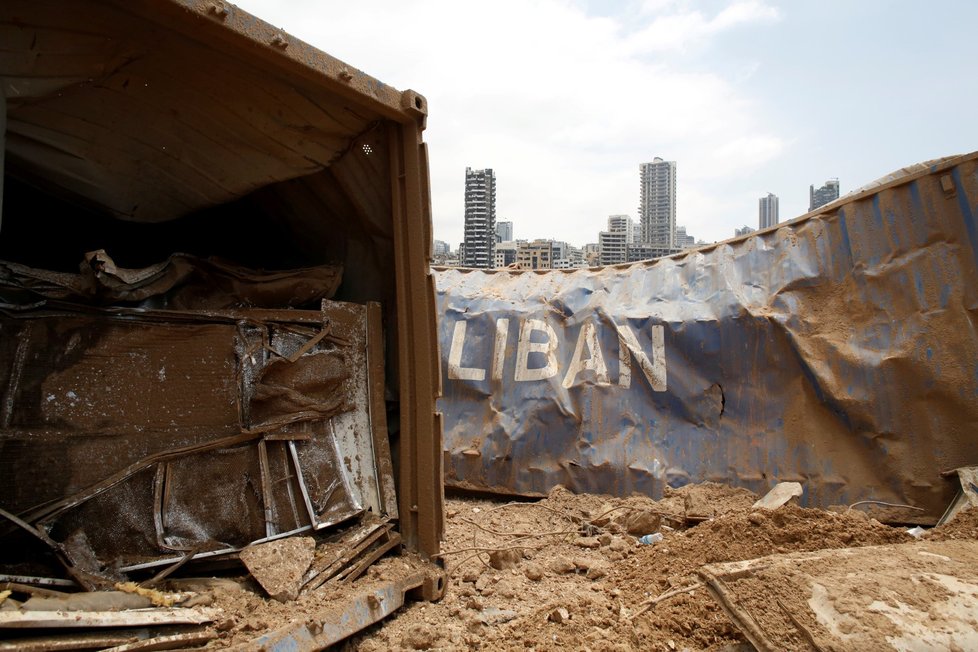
[235,0,976,248]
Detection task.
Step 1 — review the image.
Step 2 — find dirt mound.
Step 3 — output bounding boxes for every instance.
[184,483,971,651]
[926,507,978,541]
[631,503,912,573]
[605,504,914,650]
[342,484,924,651]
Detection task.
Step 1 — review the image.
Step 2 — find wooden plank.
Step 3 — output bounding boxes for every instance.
[0,631,142,651]
[0,607,221,629]
[103,631,217,651]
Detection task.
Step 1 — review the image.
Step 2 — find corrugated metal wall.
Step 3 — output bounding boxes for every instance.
[435,153,978,522]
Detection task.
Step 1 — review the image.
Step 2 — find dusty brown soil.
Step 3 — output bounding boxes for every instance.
[337,484,921,651]
[158,486,975,650]
[926,507,978,541]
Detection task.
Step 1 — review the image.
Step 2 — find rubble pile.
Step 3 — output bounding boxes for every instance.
[343,482,974,651]
[3,480,976,650]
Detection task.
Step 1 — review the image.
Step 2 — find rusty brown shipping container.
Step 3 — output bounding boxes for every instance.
[0,0,442,607]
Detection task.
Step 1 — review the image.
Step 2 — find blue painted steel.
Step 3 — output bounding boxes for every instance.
[435,153,978,520]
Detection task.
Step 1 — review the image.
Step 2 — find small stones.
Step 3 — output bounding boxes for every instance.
[609,537,631,552]
[548,607,571,624]
[550,557,576,574]
[575,537,602,549]
[585,565,608,580]
[401,624,437,650]
[624,511,662,536]
[489,549,521,570]
[479,607,518,625]
[524,563,545,581]
[589,503,616,527]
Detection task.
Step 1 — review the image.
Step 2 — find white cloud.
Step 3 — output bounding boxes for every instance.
[623,0,780,54]
[233,0,785,246]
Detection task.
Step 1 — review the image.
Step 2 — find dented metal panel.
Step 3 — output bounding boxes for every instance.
[437,152,978,522]
[0,298,394,577]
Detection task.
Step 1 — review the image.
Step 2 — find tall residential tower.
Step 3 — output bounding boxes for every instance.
[462,167,496,268]
[495,220,513,242]
[809,178,840,211]
[759,193,779,229]
[639,157,677,249]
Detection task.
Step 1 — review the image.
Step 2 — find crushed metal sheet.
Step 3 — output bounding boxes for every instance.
[246,572,428,652]
[301,518,395,594]
[0,606,222,629]
[698,539,978,651]
[0,251,343,310]
[938,466,978,526]
[0,300,394,579]
[436,151,978,521]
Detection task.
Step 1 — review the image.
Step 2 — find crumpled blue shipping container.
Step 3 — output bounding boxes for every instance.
[435,152,978,522]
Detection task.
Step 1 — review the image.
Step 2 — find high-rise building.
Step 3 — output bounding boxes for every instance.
[639,157,677,248]
[495,221,513,242]
[433,240,450,257]
[735,225,756,237]
[598,215,633,266]
[463,167,496,268]
[809,179,839,211]
[759,193,779,229]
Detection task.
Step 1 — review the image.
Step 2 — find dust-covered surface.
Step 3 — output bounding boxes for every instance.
[926,507,978,541]
[328,483,971,651]
[21,484,962,650]
[698,539,978,651]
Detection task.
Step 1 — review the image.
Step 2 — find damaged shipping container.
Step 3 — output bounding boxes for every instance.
[0,0,442,600]
[437,152,978,524]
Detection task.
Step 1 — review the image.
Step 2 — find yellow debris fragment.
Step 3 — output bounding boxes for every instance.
[114,582,175,607]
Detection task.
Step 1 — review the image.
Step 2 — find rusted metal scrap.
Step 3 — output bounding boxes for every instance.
[0,250,343,310]
[247,567,447,652]
[0,273,397,584]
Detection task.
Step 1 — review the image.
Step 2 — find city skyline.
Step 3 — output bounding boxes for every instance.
[450,158,799,259]
[235,1,977,249]
[444,159,832,265]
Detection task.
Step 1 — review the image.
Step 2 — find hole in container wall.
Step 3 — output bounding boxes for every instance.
[362,143,373,156]
[414,96,422,109]
[0,176,325,271]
